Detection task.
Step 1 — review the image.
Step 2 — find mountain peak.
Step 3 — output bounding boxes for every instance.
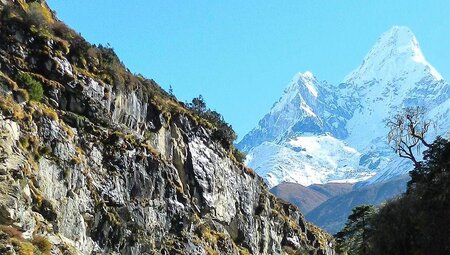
[345,26,443,83]
[269,71,319,113]
[299,71,315,80]
[371,26,423,62]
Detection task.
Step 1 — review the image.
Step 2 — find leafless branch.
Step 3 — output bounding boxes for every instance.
[385,106,432,166]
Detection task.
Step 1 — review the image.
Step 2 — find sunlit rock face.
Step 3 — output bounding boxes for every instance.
[0,1,334,254]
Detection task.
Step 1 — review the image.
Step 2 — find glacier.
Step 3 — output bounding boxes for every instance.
[238,26,450,188]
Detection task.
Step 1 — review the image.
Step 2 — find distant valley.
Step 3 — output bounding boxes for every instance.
[238,26,450,232]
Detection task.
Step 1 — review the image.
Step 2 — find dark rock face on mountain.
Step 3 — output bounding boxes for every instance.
[306,175,409,234]
[0,1,334,254]
[238,26,450,189]
[270,183,353,214]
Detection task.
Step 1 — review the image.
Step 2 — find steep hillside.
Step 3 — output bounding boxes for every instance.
[271,183,329,214]
[306,175,409,234]
[307,183,354,199]
[0,1,333,254]
[270,183,353,214]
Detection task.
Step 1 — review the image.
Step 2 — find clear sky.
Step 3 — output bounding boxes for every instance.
[47,0,450,140]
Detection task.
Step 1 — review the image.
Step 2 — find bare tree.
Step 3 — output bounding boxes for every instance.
[386,106,432,167]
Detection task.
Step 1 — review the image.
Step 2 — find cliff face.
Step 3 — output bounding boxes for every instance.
[0,1,333,254]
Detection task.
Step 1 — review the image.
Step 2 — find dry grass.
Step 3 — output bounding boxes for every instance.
[197,224,228,245]
[32,235,52,255]
[204,246,219,255]
[31,101,58,121]
[0,94,25,120]
[11,238,35,255]
[29,183,44,207]
[243,166,256,177]
[0,225,23,240]
[15,88,30,101]
[70,146,83,165]
[0,75,17,90]
[61,122,75,139]
[141,142,161,158]
[19,241,34,255]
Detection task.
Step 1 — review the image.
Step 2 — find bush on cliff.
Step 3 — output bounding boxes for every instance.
[17,73,43,102]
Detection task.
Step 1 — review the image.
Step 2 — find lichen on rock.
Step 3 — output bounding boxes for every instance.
[0,1,334,254]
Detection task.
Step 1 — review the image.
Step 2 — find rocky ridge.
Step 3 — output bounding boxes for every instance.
[0,1,333,254]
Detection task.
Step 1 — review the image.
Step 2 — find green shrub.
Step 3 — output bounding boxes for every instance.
[371,137,450,255]
[187,95,238,149]
[19,136,30,150]
[17,73,44,101]
[96,44,128,86]
[211,123,237,149]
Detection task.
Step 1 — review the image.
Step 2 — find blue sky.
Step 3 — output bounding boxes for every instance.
[47,1,450,140]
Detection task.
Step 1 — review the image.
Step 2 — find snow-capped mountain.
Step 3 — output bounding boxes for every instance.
[238,26,450,188]
[239,71,352,153]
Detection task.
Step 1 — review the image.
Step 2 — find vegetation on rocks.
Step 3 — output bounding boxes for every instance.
[0,0,247,159]
[335,205,376,255]
[17,72,44,101]
[335,136,450,255]
[187,95,247,163]
[0,1,332,254]
[187,95,236,147]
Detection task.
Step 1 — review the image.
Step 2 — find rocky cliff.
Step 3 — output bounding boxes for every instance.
[0,1,333,254]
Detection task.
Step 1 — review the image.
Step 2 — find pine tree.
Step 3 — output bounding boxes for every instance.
[335,205,375,255]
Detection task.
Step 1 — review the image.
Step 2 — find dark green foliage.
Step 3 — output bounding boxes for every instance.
[97,44,120,67]
[168,85,175,98]
[335,205,375,255]
[17,73,43,101]
[374,137,450,254]
[68,36,91,65]
[187,95,246,163]
[90,44,143,88]
[233,148,247,164]
[188,95,238,149]
[370,196,418,255]
[408,136,450,194]
[211,121,237,149]
[339,137,450,255]
[189,95,206,113]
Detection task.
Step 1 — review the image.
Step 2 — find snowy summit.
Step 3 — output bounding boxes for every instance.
[345,26,443,84]
[238,26,450,188]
